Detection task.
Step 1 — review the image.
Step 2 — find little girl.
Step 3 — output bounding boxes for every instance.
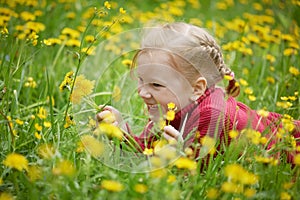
[97,22,300,163]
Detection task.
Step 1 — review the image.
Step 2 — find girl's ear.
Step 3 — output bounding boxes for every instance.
[192,77,207,97]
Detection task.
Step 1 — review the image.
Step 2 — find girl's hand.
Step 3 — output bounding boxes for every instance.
[162,125,183,143]
[96,105,123,127]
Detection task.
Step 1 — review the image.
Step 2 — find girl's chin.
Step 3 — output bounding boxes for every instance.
[147,106,166,123]
[149,113,164,123]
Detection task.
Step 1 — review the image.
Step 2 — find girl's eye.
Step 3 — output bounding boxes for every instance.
[152,83,163,87]
[138,77,143,83]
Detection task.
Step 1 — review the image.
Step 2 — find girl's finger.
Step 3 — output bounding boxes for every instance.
[162,132,175,141]
[163,125,179,139]
[96,110,114,122]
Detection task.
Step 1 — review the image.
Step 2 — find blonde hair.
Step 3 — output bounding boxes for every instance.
[132,22,240,97]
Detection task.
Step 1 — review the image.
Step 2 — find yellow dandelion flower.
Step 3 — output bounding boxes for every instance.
[15,118,24,125]
[80,135,104,157]
[1,26,9,35]
[101,180,124,192]
[184,147,194,156]
[61,27,80,39]
[167,102,176,110]
[244,87,253,95]
[104,1,112,10]
[59,71,74,91]
[81,46,96,55]
[289,66,300,76]
[189,18,202,26]
[112,85,121,102]
[70,75,95,104]
[27,165,42,182]
[239,78,248,86]
[66,12,76,19]
[0,192,14,200]
[266,76,275,84]
[121,59,132,67]
[221,181,242,193]
[253,2,263,10]
[288,96,297,101]
[294,154,300,166]
[153,139,168,150]
[150,168,167,178]
[239,171,259,185]
[280,192,291,200]
[248,95,256,101]
[283,182,294,190]
[76,141,85,153]
[43,121,51,128]
[52,160,76,177]
[3,153,28,171]
[84,35,95,43]
[229,130,239,139]
[166,110,175,121]
[224,164,244,182]
[143,148,154,156]
[96,122,123,140]
[37,144,55,159]
[167,175,176,183]
[206,188,219,199]
[276,101,293,109]
[244,188,256,198]
[20,11,36,21]
[119,7,126,14]
[43,38,62,46]
[260,136,268,145]
[243,128,261,144]
[158,119,166,130]
[0,178,2,185]
[216,2,228,10]
[257,109,269,117]
[34,132,42,140]
[7,116,13,128]
[282,118,295,132]
[134,184,148,194]
[65,38,81,47]
[242,68,249,75]
[265,54,276,63]
[200,136,216,149]
[37,107,47,119]
[64,115,75,128]
[150,156,163,167]
[34,123,42,131]
[173,157,197,170]
[284,48,297,56]
[224,163,258,185]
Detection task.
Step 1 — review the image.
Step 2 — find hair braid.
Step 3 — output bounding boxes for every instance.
[197,36,240,97]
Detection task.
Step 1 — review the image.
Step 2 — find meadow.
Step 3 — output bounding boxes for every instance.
[0,0,300,199]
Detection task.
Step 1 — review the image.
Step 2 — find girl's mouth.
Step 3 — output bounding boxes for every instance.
[147,104,158,109]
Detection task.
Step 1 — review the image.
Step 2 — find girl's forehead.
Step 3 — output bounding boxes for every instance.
[137,61,192,88]
[137,50,172,66]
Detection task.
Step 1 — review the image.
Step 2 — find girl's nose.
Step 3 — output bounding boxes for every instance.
[138,86,151,99]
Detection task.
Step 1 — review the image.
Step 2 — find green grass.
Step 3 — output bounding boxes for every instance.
[0,0,300,199]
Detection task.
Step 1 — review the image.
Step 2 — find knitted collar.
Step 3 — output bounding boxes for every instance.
[170,86,216,131]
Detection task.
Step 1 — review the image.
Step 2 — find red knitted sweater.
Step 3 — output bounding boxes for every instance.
[132,87,300,162]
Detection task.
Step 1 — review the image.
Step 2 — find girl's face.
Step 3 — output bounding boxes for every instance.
[136,51,194,123]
